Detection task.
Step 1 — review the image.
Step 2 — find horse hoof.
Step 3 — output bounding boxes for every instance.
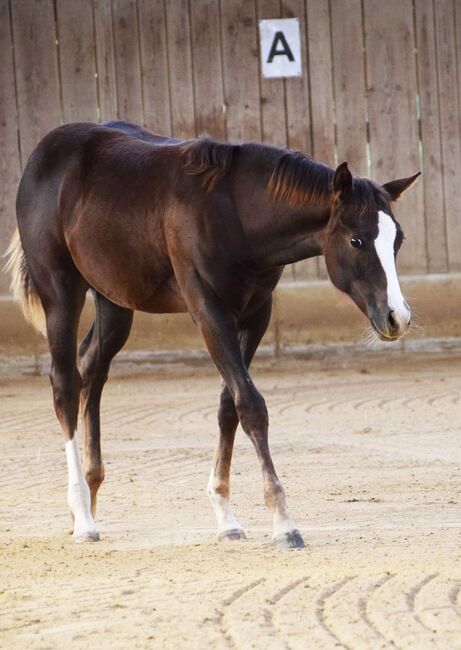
[73,530,100,543]
[273,530,305,549]
[217,528,247,542]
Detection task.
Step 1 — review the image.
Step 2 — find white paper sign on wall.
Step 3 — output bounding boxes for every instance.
[259,18,302,78]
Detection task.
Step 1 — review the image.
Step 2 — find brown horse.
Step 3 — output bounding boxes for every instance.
[5,120,419,548]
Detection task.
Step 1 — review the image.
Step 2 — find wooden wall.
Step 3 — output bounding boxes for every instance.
[1,0,460,293]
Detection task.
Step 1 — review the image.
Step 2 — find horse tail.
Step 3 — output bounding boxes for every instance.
[4,228,47,337]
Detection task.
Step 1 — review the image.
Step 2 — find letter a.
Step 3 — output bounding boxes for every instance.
[267,31,295,63]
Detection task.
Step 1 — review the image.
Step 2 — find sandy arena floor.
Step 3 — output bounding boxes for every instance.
[1,348,460,649]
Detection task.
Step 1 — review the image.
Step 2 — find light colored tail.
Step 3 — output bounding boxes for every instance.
[4,228,47,337]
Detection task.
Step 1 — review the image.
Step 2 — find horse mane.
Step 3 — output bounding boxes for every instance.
[267,150,334,208]
[181,137,238,192]
[181,138,381,213]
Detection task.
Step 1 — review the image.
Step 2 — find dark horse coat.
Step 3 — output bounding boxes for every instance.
[6,121,419,546]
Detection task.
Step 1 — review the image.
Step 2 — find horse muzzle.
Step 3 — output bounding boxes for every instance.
[370,306,411,341]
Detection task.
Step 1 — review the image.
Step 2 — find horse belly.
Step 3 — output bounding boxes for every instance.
[69,235,186,313]
[137,276,187,314]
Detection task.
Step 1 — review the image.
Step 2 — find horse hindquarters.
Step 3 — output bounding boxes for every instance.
[12,146,101,541]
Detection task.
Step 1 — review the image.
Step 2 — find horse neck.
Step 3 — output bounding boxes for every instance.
[232,145,333,267]
[233,170,332,267]
[263,200,332,266]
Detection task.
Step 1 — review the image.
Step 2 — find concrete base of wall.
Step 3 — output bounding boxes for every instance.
[1,274,460,357]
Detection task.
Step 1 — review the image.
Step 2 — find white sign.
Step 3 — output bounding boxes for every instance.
[259,18,302,79]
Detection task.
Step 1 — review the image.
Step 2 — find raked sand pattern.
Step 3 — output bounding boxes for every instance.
[1,350,460,649]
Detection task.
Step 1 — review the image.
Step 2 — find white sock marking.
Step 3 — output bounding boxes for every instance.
[207,468,242,535]
[65,436,98,540]
[272,508,298,538]
[374,211,410,324]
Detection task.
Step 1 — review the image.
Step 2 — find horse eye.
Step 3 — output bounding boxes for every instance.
[350,237,363,249]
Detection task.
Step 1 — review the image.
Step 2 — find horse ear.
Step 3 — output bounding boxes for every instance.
[382,172,421,201]
[333,161,353,198]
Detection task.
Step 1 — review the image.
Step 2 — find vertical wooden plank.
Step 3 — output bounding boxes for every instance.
[112,0,143,123]
[434,0,461,271]
[256,0,290,279]
[256,0,287,147]
[0,0,21,292]
[282,0,317,280]
[138,0,171,135]
[56,0,98,123]
[220,0,261,142]
[282,0,311,153]
[305,0,335,166]
[414,0,447,273]
[456,1,461,138]
[165,0,195,138]
[10,0,62,163]
[93,0,117,121]
[190,0,225,139]
[304,0,335,281]
[330,0,368,177]
[364,0,426,274]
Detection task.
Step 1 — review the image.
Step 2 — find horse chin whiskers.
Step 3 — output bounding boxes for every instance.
[360,326,380,348]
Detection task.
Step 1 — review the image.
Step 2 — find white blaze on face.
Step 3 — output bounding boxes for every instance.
[374,211,410,326]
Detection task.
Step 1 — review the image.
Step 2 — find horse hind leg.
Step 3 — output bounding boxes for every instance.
[208,385,246,541]
[40,273,100,542]
[77,292,133,518]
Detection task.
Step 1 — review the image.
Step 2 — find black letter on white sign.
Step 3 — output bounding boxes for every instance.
[267,31,295,63]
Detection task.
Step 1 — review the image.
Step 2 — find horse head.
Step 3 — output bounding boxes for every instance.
[324,162,420,341]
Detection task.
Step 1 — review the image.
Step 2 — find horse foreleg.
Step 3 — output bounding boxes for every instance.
[208,300,273,541]
[186,284,303,549]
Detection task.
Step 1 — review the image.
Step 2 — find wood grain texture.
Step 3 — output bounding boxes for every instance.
[256,0,287,148]
[282,0,311,154]
[304,0,335,280]
[10,0,62,163]
[3,0,461,288]
[330,0,368,177]
[92,0,117,121]
[190,0,225,139]
[165,0,195,138]
[282,0,317,279]
[305,0,335,166]
[138,0,171,135]
[220,0,261,142]
[56,0,98,122]
[112,0,143,123]
[364,0,426,274]
[433,0,461,271]
[0,0,21,291]
[414,0,447,273]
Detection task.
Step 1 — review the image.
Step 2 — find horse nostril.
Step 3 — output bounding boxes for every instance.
[387,310,397,331]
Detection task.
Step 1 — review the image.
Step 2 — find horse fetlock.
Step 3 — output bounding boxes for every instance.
[85,463,105,491]
[68,480,91,514]
[68,482,99,541]
[208,481,243,537]
[264,482,286,511]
